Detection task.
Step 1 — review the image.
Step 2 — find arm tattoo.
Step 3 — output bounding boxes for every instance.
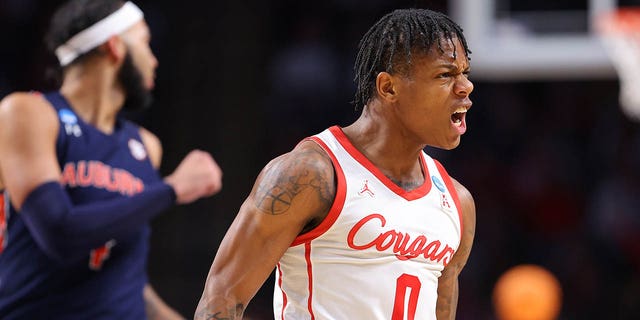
[255,150,333,215]
[194,304,244,320]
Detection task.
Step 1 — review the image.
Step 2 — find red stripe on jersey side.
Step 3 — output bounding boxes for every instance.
[328,126,432,201]
[0,191,6,254]
[290,137,347,246]
[434,160,464,242]
[305,242,315,320]
[277,263,288,320]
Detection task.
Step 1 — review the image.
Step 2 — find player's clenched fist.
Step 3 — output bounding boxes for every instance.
[164,150,223,204]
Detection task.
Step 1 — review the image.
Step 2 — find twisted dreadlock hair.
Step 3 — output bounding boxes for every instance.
[353,9,471,110]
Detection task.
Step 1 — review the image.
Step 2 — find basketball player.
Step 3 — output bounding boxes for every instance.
[0,1,222,319]
[195,8,476,320]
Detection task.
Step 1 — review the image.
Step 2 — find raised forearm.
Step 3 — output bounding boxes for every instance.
[436,275,459,320]
[194,298,245,320]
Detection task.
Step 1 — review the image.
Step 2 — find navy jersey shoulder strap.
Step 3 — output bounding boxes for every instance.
[42,91,70,166]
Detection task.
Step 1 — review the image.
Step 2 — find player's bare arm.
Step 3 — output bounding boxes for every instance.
[138,131,188,320]
[0,93,61,209]
[139,127,163,169]
[143,284,186,320]
[194,141,335,320]
[436,177,476,320]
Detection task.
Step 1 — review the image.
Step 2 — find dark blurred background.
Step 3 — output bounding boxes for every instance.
[1,0,639,319]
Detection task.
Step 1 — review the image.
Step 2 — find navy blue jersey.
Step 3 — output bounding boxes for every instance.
[0,92,163,319]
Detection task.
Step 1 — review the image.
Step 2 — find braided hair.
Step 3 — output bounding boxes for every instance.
[353,9,471,110]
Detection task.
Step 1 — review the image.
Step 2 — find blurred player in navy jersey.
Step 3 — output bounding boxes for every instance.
[0,1,222,319]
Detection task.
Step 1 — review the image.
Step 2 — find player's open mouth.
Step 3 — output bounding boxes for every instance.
[451,107,468,135]
[451,110,466,126]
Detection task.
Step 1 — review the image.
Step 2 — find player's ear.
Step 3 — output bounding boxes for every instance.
[376,71,398,103]
[102,36,126,64]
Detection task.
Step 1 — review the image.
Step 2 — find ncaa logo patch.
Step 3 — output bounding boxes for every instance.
[59,108,82,137]
[128,139,147,161]
[431,175,446,193]
[58,109,77,124]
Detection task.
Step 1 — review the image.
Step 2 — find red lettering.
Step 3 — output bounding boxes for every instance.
[92,162,110,189]
[347,214,456,265]
[408,236,427,257]
[392,232,411,258]
[76,161,91,186]
[132,180,144,195]
[61,163,77,187]
[423,240,441,259]
[59,161,145,196]
[376,231,396,251]
[106,169,121,192]
[439,246,456,266]
[114,170,132,195]
[347,213,383,250]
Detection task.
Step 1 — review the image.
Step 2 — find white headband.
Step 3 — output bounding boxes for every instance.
[55,1,144,66]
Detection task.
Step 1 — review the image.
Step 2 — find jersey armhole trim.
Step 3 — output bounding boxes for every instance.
[0,190,8,254]
[434,159,464,243]
[289,136,347,246]
[276,262,288,320]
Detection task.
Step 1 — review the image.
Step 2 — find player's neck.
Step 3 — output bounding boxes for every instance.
[60,64,125,134]
[342,105,425,180]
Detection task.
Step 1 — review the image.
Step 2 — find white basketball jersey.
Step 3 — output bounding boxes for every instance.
[273,126,463,320]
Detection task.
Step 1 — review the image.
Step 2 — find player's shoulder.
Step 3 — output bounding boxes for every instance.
[267,139,333,175]
[0,91,50,112]
[449,176,473,205]
[0,91,56,125]
[253,139,336,220]
[137,127,162,168]
[256,139,335,196]
[138,126,161,149]
[431,158,473,203]
[430,157,475,218]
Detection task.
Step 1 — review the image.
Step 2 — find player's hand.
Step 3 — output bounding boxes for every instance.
[164,150,222,204]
